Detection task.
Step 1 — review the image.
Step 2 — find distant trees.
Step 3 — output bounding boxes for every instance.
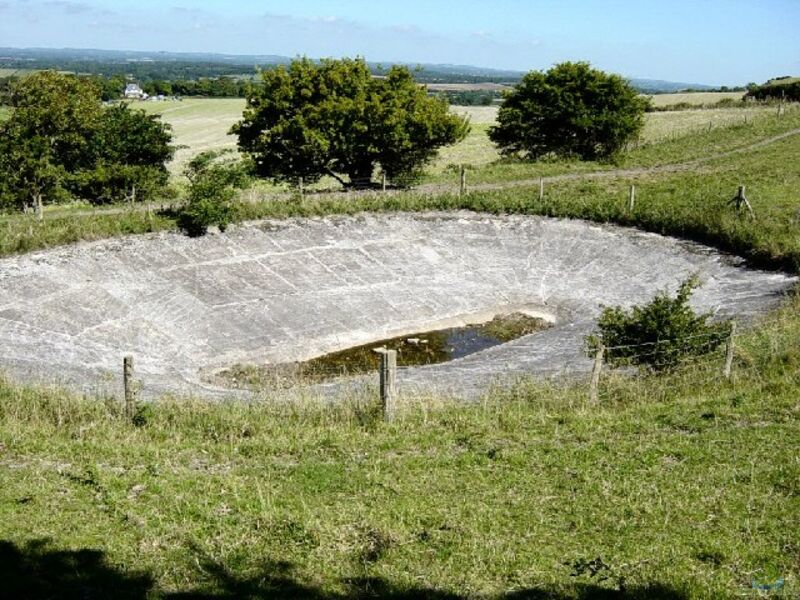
[232,58,469,188]
[746,79,800,102]
[489,62,648,161]
[0,71,174,212]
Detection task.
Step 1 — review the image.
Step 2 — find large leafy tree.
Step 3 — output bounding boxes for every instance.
[73,103,175,204]
[0,71,174,210]
[0,71,100,213]
[232,58,469,188]
[489,62,648,161]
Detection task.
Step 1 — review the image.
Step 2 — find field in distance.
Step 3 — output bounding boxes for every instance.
[646,91,745,107]
[138,97,775,176]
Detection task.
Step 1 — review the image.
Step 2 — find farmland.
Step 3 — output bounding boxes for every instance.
[135,98,781,178]
[646,91,745,107]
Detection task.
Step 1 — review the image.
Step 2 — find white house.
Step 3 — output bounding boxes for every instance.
[124,83,148,100]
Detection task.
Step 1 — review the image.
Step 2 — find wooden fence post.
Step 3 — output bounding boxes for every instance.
[298,177,304,202]
[589,345,605,404]
[382,172,387,193]
[539,177,544,201]
[459,165,467,197]
[729,185,754,217]
[723,321,737,379]
[374,349,397,421]
[123,355,136,419]
[628,185,636,211]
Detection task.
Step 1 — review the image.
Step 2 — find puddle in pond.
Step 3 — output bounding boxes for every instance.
[216,312,551,389]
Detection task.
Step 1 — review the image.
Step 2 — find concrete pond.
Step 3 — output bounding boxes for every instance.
[0,211,795,400]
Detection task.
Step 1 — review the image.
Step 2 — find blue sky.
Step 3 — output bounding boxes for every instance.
[0,0,798,85]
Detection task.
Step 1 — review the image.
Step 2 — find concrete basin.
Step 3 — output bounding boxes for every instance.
[0,212,794,399]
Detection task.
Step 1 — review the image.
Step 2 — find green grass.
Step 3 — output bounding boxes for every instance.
[0,209,175,257]
[645,91,746,108]
[127,98,793,185]
[136,98,246,174]
[1,97,799,598]
[0,294,798,598]
[0,105,10,121]
[425,106,800,185]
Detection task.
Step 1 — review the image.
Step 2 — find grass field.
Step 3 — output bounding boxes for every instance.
[2,92,800,598]
[646,91,746,107]
[137,98,246,173]
[136,99,787,181]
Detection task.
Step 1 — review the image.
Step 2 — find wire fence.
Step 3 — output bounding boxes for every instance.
[110,317,794,422]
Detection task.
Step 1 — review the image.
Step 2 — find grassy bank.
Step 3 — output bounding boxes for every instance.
[1,101,799,598]
[0,293,798,598]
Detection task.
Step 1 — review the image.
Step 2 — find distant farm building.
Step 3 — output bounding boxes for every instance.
[124,83,148,100]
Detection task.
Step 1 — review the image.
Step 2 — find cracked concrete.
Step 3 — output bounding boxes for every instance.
[0,212,795,400]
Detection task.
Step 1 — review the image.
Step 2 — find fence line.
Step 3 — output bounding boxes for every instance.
[115,317,779,421]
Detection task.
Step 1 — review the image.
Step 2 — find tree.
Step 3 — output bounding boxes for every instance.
[177,150,251,237]
[231,58,469,189]
[0,72,174,210]
[73,103,175,204]
[0,126,66,215]
[0,71,101,213]
[489,62,648,161]
[586,276,732,372]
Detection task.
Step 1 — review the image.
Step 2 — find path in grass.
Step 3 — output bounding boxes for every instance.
[416,126,800,194]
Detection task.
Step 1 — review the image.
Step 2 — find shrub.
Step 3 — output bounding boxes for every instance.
[586,276,732,371]
[176,150,250,237]
[489,62,648,161]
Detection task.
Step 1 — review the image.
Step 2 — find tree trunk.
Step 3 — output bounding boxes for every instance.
[346,163,376,190]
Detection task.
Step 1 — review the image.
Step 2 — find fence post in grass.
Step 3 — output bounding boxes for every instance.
[459,165,467,197]
[374,348,397,421]
[589,344,605,404]
[298,177,304,202]
[35,193,43,221]
[123,355,136,419]
[382,172,387,193]
[628,185,636,212]
[729,185,754,218]
[539,177,544,201]
[723,321,737,379]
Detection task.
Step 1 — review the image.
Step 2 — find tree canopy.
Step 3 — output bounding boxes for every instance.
[232,58,469,188]
[489,62,648,161]
[0,71,174,211]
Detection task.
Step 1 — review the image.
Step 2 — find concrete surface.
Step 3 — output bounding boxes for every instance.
[0,212,795,400]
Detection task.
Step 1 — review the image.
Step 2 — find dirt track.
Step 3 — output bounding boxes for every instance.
[27,127,800,220]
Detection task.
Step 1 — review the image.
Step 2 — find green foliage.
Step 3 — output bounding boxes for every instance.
[0,126,68,211]
[587,276,732,371]
[177,150,251,237]
[489,62,648,160]
[0,72,174,210]
[747,78,800,102]
[232,58,469,188]
[71,103,174,204]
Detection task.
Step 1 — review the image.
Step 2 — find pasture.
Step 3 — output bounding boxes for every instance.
[140,99,783,179]
[137,98,246,173]
[646,91,745,107]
